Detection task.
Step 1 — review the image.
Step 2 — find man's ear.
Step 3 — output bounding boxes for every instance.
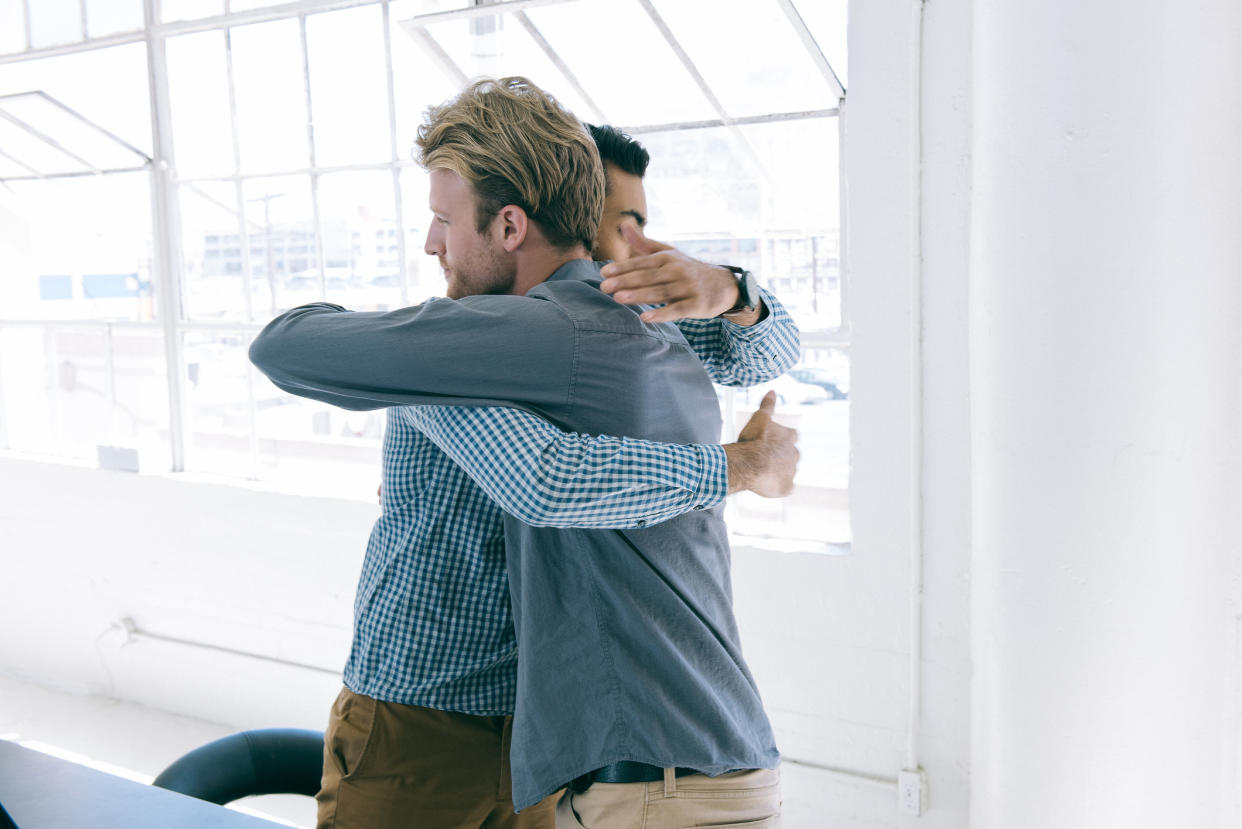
[496,204,528,252]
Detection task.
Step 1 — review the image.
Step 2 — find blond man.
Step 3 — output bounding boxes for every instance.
[251,77,797,829]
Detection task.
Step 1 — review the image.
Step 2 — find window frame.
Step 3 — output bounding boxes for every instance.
[0,0,849,548]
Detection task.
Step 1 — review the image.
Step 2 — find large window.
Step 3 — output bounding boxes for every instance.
[0,0,848,544]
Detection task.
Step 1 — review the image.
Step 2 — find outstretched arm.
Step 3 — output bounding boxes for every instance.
[405,392,798,528]
[248,295,574,413]
[598,224,800,387]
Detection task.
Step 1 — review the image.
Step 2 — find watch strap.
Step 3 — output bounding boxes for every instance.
[721,266,758,316]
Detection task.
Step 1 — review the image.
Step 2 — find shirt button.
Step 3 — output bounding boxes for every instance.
[635,519,647,528]
[693,504,705,510]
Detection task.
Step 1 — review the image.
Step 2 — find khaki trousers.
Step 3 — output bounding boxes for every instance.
[554,768,780,829]
[317,686,558,829]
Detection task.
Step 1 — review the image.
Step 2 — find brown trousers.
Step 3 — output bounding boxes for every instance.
[317,686,558,829]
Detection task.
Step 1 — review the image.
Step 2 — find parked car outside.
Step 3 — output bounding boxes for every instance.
[789,367,848,399]
[742,374,831,407]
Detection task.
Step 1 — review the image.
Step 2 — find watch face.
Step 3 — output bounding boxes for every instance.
[739,270,758,309]
[722,266,757,316]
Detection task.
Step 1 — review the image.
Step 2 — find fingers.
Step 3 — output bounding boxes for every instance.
[638,302,698,323]
[603,269,700,313]
[600,251,670,281]
[620,221,672,256]
[602,260,735,320]
[601,269,678,300]
[736,390,776,442]
[638,298,716,323]
[748,390,777,426]
[732,392,801,499]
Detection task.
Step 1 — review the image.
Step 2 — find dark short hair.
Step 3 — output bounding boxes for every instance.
[586,124,650,184]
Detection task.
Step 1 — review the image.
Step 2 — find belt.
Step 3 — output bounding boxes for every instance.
[568,761,703,793]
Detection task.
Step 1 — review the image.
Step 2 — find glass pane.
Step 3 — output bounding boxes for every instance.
[642,119,838,258]
[650,118,843,331]
[524,0,715,127]
[167,30,234,179]
[636,117,845,541]
[0,0,26,55]
[1,173,155,322]
[0,325,170,470]
[790,0,847,89]
[389,0,470,16]
[241,175,318,317]
[28,0,82,48]
[0,93,147,172]
[0,43,152,161]
[420,13,597,122]
[731,342,850,543]
[0,328,55,453]
[229,0,295,11]
[231,18,309,174]
[388,10,467,159]
[85,0,144,38]
[179,181,250,322]
[183,331,254,477]
[252,369,382,497]
[183,331,381,495]
[0,112,89,175]
[162,0,224,23]
[399,166,441,304]
[317,171,404,311]
[305,5,390,167]
[652,0,837,118]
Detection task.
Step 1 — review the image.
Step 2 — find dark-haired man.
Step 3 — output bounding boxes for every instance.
[588,124,768,329]
[588,124,653,266]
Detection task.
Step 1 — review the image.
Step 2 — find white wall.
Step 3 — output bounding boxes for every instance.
[0,457,369,730]
[970,2,1242,827]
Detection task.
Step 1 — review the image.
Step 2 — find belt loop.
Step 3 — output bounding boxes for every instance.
[663,766,676,797]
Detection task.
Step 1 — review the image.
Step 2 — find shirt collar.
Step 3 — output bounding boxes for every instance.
[542,258,606,285]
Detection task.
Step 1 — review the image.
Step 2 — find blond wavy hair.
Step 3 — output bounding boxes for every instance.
[415,76,604,251]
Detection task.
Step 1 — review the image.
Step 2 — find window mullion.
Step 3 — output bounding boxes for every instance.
[300,13,327,301]
[380,0,408,308]
[22,0,32,51]
[837,99,850,333]
[144,0,189,471]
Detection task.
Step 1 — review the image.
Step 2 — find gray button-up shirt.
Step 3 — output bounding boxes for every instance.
[250,260,785,809]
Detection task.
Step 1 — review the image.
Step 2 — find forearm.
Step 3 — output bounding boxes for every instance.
[724,443,749,495]
[406,405,727,528]
[677,286,801,387]
[720,302,766,328]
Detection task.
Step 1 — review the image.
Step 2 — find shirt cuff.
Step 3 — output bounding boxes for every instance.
[695,444,729,509]
[718,285,777,338]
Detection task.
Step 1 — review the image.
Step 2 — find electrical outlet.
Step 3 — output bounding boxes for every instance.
[898,769,925,816]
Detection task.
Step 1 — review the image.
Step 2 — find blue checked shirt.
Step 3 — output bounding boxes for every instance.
[252,275,799,716]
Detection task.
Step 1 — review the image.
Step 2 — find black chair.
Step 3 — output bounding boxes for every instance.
[152,728,324,806]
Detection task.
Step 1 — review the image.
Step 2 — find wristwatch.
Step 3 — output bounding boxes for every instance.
[720,266,759,316]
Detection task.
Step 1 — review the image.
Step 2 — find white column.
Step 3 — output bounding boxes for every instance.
[970,2,1242,827]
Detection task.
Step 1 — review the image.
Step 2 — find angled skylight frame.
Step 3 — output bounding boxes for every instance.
[632,0,768,180]
[510,9,607,124]
[776,0,845,101]
[0,90,151,180]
